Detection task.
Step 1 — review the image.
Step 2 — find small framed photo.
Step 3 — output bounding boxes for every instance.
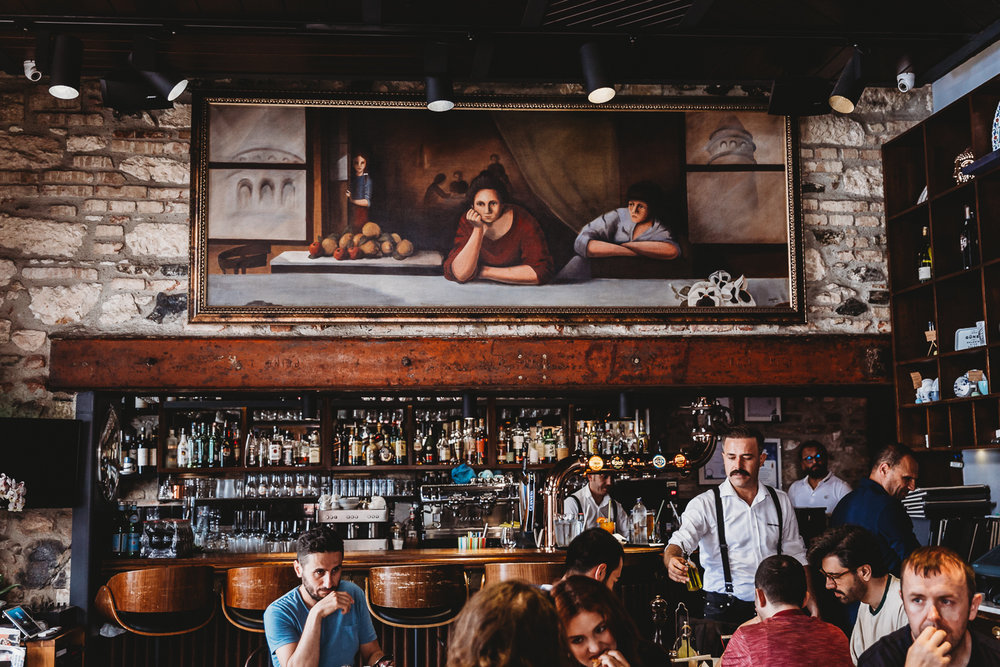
[697,435,782,487]
[744,396,781,422]
[760,438,781,488]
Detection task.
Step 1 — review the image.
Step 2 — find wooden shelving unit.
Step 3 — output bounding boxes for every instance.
[884,73,1000,450]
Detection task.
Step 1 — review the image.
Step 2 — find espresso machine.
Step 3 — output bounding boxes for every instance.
[317,507,390,551]
[419,478,518,541]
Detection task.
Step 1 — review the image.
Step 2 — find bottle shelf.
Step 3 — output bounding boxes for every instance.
[885,70,1000,453]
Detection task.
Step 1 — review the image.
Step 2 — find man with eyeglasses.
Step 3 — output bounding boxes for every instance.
[832,443,921,577]
[809,525,908,664]
[788,440,851,514]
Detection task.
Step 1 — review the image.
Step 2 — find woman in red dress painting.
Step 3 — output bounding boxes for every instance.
[442,172,554,285]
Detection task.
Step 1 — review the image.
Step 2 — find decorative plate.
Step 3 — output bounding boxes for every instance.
[954,372,977,398]
[993,101,1000,152]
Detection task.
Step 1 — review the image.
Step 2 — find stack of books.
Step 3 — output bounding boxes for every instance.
[902,485,993,519]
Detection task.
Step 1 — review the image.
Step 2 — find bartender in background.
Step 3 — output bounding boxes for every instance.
[788,440,851,514]
[564,472,630,536]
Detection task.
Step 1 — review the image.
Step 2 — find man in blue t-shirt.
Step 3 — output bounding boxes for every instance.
[264,525,390,667]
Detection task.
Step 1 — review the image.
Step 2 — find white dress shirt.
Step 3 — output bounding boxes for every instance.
[563,485,630,534]
[788,473,852,514]
[667,478,808,602]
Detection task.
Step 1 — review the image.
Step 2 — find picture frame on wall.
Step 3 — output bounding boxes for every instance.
[744,396,782,422]
[697,435,781,487]
[189,92,804,324]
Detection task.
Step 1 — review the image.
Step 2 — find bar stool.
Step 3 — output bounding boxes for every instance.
[94,565,216,666]
[483,561,563,588]
[221,564,301,667]
[366,565,468,667]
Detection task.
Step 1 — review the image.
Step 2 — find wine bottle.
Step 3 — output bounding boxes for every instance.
[959,205,978,269]
[917,225,932,282]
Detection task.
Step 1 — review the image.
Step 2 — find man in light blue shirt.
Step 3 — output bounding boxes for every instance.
[264,525,390,667]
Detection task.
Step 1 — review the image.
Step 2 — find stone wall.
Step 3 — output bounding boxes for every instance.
[0,76,932,607]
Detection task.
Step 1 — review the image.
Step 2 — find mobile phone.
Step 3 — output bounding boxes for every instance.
[2,605,45,639]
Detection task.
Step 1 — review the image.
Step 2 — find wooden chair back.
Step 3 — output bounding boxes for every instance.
[104,565,215,613]
[225,564,300,611]
[483,562,563,588]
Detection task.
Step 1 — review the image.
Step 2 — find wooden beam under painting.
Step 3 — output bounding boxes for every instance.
[49,336,890,391]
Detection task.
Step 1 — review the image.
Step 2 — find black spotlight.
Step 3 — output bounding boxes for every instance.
[48,34,83,100]
[829,47,865,114]
[579,42,615,104]
[768,77,832,116]
[462,392,476,419]
[100,70,172,113]
[129,36,188,102]
[426,73,454,112]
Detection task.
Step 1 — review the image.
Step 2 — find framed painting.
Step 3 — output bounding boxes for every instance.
[189,92,803,324]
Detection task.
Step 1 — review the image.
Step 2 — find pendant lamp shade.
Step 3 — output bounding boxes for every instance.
[829,49,864,114]
[580,42,615,104]
[48,35,83,100]
[426,74,454,112]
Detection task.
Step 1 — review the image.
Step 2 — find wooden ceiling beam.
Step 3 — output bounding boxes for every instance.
[48,335,891,392]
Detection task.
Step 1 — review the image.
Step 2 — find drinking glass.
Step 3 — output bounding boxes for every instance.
[500,526,516,550]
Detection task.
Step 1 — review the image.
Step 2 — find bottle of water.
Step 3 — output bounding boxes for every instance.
[631,497,648,544]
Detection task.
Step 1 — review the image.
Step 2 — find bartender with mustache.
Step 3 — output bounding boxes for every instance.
[664,424,817,624]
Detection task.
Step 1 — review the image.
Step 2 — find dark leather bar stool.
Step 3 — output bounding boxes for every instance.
[95,565,216,666]
[483,562,563,588]
[221,564,301,667]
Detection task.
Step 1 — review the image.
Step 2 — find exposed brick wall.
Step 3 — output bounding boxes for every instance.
[0,76,931,607]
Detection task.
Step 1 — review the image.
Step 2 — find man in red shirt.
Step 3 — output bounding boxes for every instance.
[721,555,853,667]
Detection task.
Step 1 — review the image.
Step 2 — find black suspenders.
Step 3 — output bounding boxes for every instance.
[711,485,784,595]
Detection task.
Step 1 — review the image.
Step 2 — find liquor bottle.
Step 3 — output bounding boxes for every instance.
[542,428,557,463]
[245,432,258,467]
[296,434,309,467]
[165,428,178,468]
[125,504,141,557]
[917,225,933,281]
[136,427,152,475]
[413,423,425,464]
[111,503,126,557]
[393,422,407,465]
[192,423,205,468]
[220,425,233,467]
[308,431,321,466]
[959,205,978,269]
[207,423,220,467]
[512,426,524,464]
[437,422,452,463]
[282,432,295,467]
[268,428,283,466]
[349,426,363,466]
[229,425,240,467]
[121,434,136,475]
[177,428,191,468]
[475,419,487,465]
[630,497,648,545]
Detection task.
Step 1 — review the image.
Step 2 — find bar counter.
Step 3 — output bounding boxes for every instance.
[101,545,666,574]
[94,546,668,667]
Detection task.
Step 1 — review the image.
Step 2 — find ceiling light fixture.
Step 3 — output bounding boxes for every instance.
[129,36,188,102]
[100,71,173,113]
[829,47,865,114]
[48,34,82,100]
[579,42,615,104]
[425,74,454,112]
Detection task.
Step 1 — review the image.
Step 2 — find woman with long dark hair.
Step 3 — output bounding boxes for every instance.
[447,580,572,667]
[551,576,664,667]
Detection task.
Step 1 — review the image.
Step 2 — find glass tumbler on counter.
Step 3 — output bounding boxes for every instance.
[500,526,517,549]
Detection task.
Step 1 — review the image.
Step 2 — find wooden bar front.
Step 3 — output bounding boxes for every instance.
[95,548,665,667]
